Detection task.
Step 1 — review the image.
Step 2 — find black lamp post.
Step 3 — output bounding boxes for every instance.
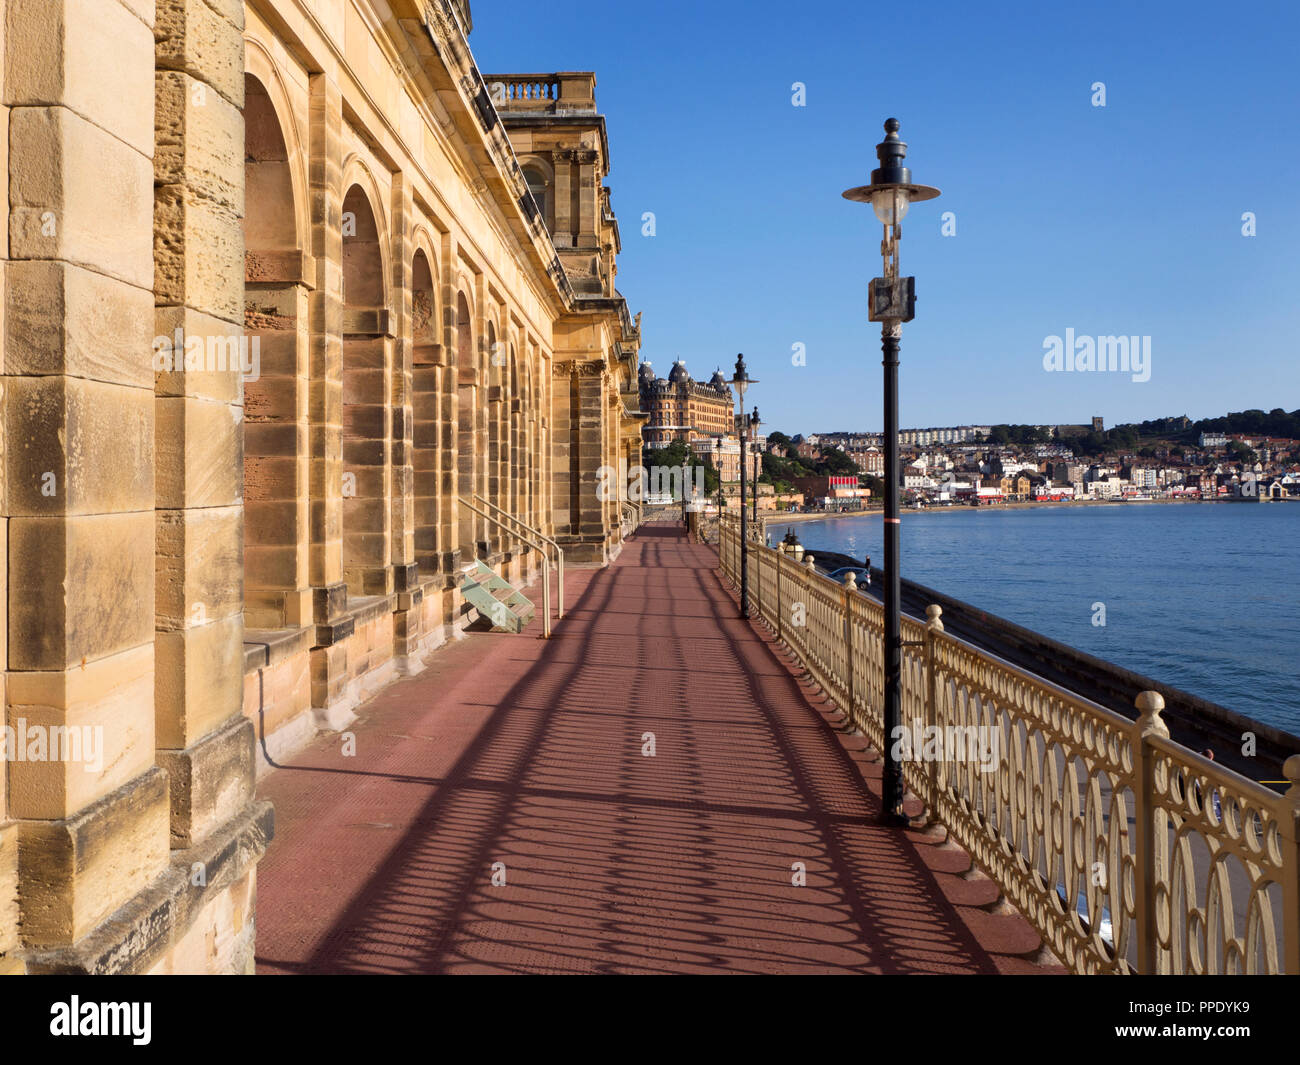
[750,406,762,524]
[843,118,940,826]
[713,436,724,516]
[731,354,758,619]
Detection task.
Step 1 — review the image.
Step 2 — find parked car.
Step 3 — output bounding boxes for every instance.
[824,566,872,586]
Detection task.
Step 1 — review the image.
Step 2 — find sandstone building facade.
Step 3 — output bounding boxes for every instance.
[1,0,642,973]
[640,361,733,446]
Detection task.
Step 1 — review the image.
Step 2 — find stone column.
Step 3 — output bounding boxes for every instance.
[340,320,394,599]
[552,149,573,247]
[411,334,447,575]
[436,231,458,579]
[153,0,266,872]
[486,353,504,557]
[540,360,553,539]
[305,73,351,714]
[575,149,599,252]
[4,0,168,963]
[0,0,12,975]
[550,361,574,540]
[388,174,422,670]
[243,261,312,629]
[552,360,610,563]
[607,387,621,545]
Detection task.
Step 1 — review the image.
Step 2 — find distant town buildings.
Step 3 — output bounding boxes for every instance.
[770,418,1300,510]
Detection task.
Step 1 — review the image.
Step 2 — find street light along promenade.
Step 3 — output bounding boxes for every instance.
[843,117,941,825]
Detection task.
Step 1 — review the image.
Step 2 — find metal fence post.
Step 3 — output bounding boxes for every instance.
[775,548,783,642]
[1135,690,1169,974]
[843,572,857,724]
[1283,755,1300,974]
[925,604,944,817]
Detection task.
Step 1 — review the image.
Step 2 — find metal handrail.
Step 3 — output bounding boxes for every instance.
[470,493,564,620]
[717,520,1300,975]
[458,496,553,637]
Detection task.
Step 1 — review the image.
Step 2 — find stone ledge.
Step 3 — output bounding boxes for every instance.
[243,623,312,673]
[20,798,273,974]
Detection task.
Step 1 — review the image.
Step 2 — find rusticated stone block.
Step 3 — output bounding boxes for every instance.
[245,445,303,508]
[5,375,154,517]
[17,766,169,947]
[154,182,243,323]
[154,612,244,750]
[155,504,244,626]
[9,512,154,671]
[8,106,154,289]
[156,714,254,848]
[4,260,155,387]
[153,0,245,109]
[154,68,243,215]
[244,542,300,592]
[153,305,245,403]
[246,375,300,422]
[244,326,302,380]
[5,644,155,821]
[21,798,272,973]
[4,0,156,157]
[154,395,243,509]
[310,642,349,710]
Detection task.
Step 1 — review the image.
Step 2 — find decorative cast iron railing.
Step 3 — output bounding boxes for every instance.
[719,517,1300,974]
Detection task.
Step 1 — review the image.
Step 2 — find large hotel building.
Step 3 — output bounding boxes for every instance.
[638,360,742,480]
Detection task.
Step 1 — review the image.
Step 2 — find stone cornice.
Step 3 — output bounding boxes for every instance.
[383,1,577,312]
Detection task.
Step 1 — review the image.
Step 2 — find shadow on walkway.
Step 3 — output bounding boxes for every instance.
[254,522,1057,974]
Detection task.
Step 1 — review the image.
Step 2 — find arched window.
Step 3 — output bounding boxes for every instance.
[523,166,551,232]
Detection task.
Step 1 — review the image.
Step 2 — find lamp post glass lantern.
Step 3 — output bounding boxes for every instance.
[731,354,758,619]
[843,118,940,826]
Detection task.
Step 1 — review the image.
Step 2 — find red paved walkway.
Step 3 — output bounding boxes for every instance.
[255,522,1058,974]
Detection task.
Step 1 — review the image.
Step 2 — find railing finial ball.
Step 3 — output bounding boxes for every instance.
[843,571,857,590]
[1135,690,1169,739]
[1283,754,1300,799]
[926,603,944,632]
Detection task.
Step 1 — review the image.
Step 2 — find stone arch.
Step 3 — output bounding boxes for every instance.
[340,175,389,309]
[242,70,310,628]
[243,41,310,256]
[341,181,392,595]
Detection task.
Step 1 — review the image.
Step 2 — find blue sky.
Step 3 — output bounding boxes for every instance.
[470,0,1300,437]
